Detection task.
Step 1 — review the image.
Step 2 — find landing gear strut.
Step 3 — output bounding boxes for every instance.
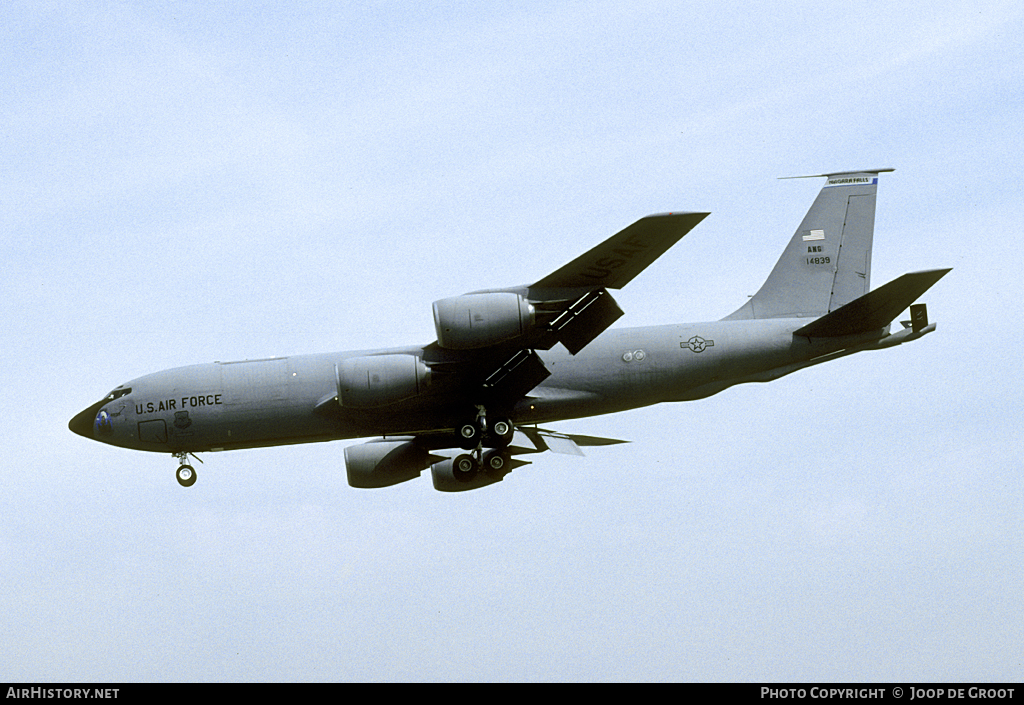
[174,451,201,487]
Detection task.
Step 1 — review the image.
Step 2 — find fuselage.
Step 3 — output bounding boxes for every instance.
[69,316,875,455]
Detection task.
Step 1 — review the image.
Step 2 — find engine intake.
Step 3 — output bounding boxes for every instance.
[432,292,535,349]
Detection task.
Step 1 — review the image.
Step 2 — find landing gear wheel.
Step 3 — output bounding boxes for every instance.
[456,421,482,450]
[482,449,508,475]
[452,454,480,482]
[176,464,197,488]
[487,417,515,447]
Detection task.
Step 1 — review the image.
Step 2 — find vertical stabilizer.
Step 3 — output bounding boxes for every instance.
[725,169,893,320]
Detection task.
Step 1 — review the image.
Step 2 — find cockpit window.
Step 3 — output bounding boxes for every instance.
[105,387,132,401]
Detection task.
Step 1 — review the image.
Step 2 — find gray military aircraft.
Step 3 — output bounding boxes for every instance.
[70,169,949,491]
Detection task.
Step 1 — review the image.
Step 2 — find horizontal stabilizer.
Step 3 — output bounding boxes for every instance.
[532,212,709,290]
[779,168,895,180]
[794,268,951,338]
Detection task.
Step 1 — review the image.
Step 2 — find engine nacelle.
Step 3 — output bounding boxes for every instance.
[336,354,430,409]
[432,292,535,349]
[345,440,435,489]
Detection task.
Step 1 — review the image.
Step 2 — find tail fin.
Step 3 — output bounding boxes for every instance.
[725,169,894,320]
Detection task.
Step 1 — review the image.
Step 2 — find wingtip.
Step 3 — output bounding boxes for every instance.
[915,267,953,278]
[646,211,711,219]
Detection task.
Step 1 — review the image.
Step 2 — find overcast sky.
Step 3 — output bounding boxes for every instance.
[3,1,1023,682]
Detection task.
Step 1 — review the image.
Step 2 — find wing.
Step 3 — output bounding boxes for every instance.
[426,210,709,404]
[525,211,709,354]
[432,211,709,352]
[531,212,709,290]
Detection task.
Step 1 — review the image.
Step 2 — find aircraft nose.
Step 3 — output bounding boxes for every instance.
[69,400,106,439]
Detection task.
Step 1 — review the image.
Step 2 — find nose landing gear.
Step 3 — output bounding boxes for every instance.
[176,464,196,487]
[173,451,202,487]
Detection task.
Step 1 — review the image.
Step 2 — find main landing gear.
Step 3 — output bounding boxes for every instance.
[452,408,514,482]
[456,407,514,449]
[173,451,202,488]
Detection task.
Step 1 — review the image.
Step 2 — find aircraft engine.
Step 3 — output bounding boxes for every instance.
[345,440,436,488]
[336,354,431,408]
[432,292,535,349]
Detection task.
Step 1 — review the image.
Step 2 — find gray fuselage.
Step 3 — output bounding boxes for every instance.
[73,316,868,456]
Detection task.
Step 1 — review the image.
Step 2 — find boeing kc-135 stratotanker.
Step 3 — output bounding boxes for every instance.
[70,170,949,491]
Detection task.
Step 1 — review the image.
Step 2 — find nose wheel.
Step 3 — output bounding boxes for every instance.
[173,452,201,487]
[176,464,197,487]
